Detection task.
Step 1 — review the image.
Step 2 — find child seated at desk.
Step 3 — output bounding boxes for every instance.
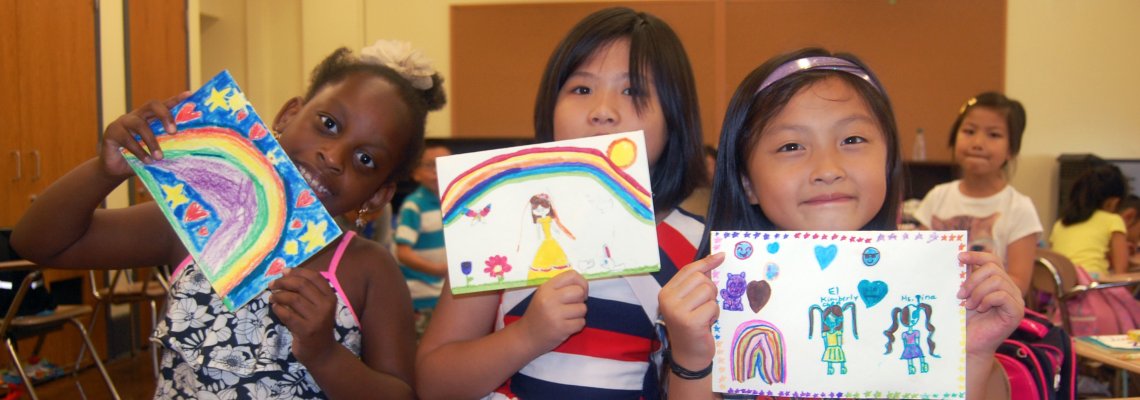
[1050,164,1140,335]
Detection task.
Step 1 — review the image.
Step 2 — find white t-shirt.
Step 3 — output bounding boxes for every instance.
[914,180,1043,262]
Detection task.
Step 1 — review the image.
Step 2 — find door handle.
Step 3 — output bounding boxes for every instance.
[30,150,41,181]
[10,151,19,181]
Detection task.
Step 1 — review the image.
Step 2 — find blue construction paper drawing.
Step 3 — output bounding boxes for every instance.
[123,70,342,310]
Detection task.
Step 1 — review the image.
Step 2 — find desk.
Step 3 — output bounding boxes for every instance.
[1075,337,1140,374]
[1075,337,1140,396]
[1099,272,1140,284]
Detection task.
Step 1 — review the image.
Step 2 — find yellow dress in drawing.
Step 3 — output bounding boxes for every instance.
[821,330,846,363]
[529,215,570,280]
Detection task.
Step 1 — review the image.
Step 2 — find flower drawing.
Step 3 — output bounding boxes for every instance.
[484,255,512,282]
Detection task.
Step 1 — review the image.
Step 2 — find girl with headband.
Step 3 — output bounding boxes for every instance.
[659,48,1022,399]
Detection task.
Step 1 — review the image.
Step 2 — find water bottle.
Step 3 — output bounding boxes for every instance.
[913,128,926,161]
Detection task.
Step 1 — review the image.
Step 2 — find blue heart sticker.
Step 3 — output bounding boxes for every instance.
[857,279,889,308]
[766,242,779,254]
[814,244,838,270]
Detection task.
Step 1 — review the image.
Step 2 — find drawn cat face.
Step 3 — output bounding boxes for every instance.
[931,212,999,253]
[725,272,746,295]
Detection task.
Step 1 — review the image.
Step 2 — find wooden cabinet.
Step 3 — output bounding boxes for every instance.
[1,0,100,228]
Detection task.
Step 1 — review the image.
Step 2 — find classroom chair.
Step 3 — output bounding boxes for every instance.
[0,266,119,400]
[76,267,169,381]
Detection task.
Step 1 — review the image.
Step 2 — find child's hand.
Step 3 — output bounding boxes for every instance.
[99,92,190,178]
[519,270,588,353]
[958,251,1024,356]
[659,253,723,370]
[269,268,339,366]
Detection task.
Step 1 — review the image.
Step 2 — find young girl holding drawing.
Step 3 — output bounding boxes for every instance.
[11,40,446,399]
[913,92,1042,295]
[659,48,1023,399]
[416,7,708,399]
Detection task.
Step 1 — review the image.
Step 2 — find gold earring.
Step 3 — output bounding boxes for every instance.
[355,206,369,228]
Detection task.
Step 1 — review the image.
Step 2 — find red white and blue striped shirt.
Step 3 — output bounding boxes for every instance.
[489,208,705,399]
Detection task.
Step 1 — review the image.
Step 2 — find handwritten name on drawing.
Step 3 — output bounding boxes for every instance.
[820,287,860,304]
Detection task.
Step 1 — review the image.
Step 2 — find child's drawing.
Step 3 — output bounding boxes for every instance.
[883,296,940,375]
[808,301,858,375]
[437,132,659,294]
[711,231,966,398]
[721,272,747,311]
[523,194,576,280]
[730,319,787,384]
[123,70,341,310]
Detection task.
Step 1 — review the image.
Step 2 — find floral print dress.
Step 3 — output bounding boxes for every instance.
[151,234,362,399]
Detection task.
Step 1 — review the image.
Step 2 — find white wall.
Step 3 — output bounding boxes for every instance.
[1007,0,1140,233]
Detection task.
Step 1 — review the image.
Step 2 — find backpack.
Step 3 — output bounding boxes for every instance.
[996,309,1076,400]
[1061,265,1140,336]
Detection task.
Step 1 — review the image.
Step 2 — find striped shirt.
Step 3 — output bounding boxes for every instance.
[395,186,447,308]
[489,207,705,399]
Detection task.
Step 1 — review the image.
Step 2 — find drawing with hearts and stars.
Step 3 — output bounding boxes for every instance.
[710,230,967,398]
[123,70,342,310]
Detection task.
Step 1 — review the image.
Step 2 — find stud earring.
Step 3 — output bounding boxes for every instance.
[355,206,369,228]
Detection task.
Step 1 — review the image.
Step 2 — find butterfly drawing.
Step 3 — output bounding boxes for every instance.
[462,204,492,223]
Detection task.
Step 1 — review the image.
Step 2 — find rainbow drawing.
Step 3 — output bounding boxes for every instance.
[125,70,341,310]
[730,319,787,384]
[439,146,653,226]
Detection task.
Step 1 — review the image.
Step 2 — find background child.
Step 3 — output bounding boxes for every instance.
[1116,194,1140,262]
[395,141,452,335]
[1048,164,1140,335]
[11,40,446,399]
[914,92,1042,295]
[416,7,708,399]
[659,48,1023,399]
[1051,164,1131,278]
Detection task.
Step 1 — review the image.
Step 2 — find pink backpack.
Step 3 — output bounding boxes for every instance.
[1061,266,1140,336]
[997,309,1076,400]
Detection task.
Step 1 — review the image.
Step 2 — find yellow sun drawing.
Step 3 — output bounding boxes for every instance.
[606,138,637,169]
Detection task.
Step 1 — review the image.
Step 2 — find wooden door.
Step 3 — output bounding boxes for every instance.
[0,0,25,228]
[19,0,100,209]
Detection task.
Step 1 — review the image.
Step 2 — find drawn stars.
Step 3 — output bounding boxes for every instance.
[162,183,190,208]
[298,221,330,253]
[284,240,299,255]
[226,90,249,112]
[206,87,232,112]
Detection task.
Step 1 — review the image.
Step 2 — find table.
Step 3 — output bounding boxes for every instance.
[1100,272,1140,284]
[1074,337,1140,396]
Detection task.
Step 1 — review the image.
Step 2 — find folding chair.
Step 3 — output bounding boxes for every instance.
[76,267,169,380]
[0,262,119,400]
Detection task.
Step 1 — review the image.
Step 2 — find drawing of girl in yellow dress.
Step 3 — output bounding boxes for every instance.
[526,194,575,280]
[808,302,859,375]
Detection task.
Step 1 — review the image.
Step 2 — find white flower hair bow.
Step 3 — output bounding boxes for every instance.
[360,39,436,90]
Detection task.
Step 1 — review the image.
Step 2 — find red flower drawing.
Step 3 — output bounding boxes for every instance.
[484,255,512,282]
